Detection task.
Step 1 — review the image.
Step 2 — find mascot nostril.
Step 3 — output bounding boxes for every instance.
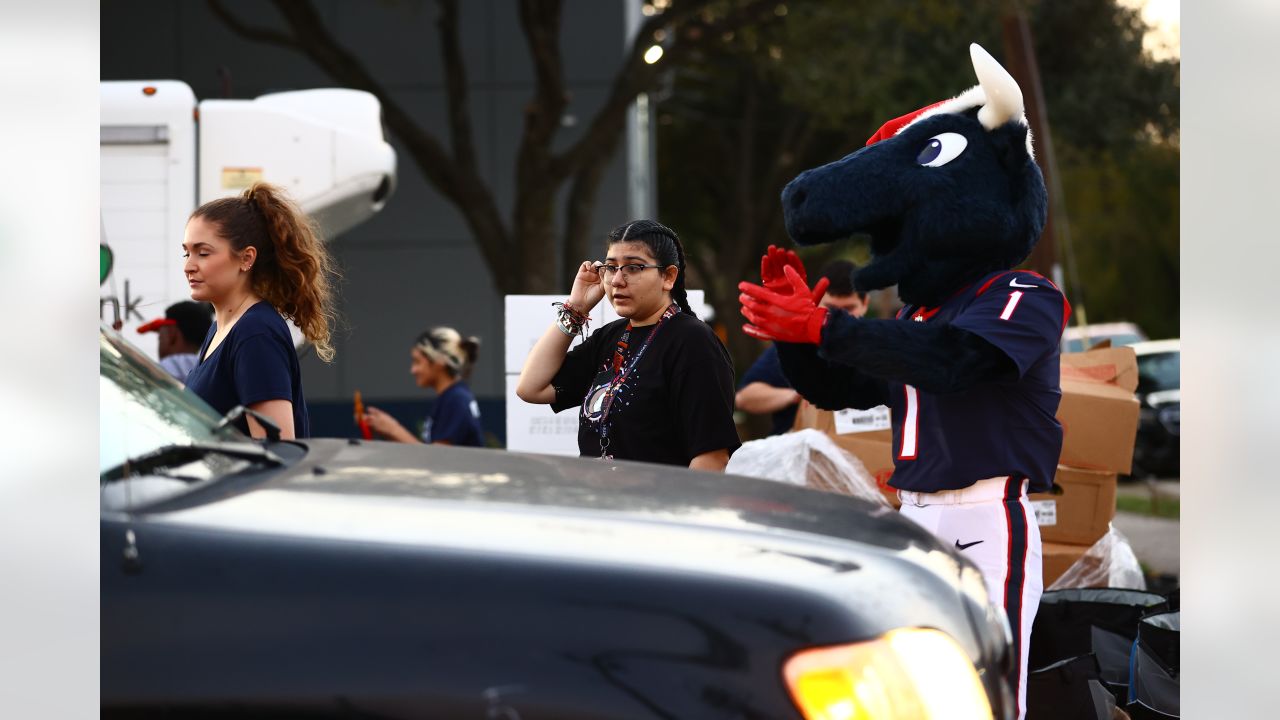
[739,42,1069,720]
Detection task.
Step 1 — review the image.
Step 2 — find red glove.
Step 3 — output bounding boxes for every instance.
[760,244,809,296]
[739,265,830,345]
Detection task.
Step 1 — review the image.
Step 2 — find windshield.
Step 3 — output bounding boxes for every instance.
[1136,350,1180,394]
[100,327,247,477]
[1064,332,1144,353]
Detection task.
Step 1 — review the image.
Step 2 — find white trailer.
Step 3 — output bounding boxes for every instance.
[100,80,396,358]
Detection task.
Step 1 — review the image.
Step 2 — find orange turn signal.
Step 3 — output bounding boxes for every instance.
[782,628,993,720]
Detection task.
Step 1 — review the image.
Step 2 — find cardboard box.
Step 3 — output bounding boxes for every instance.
[1028,466,1118,546]
[1057,346,1141,474]
[1042,541,1091,588]
[830,431,900,507]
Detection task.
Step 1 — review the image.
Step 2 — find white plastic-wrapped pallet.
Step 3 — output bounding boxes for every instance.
[1048,524,1147,591]
[726,428,890,506]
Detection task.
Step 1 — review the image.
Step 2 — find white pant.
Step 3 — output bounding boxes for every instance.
[898,476,1043,720]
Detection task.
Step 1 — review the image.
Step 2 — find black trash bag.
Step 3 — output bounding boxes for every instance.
[1026,653,1117,720]
[1030,589,1169,704]
[1127,611,1179,719]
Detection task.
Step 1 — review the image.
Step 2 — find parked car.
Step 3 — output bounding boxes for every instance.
[1061,321,1147,353]
[1130,339,1180,478]
[100,326,1013,719]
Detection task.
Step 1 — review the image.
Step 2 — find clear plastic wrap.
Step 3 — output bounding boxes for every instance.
[726,428,891,506]
[1048,524,1147,591]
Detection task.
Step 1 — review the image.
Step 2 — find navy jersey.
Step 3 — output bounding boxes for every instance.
[887,270,1069,494]
[422,381,484,447]
[738,346,797,436]
[185,301,310,438]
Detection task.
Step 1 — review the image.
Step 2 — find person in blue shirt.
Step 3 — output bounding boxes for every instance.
[364,327,485,447]
[181,183,337,439]
[734,258,870,436]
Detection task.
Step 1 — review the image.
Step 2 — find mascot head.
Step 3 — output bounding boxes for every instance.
[781,44,1048,307]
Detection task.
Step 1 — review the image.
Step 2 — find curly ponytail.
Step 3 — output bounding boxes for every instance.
[606,219,697,318]
[191,182,339,362]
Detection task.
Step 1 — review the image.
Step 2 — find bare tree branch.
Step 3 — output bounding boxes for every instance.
[561,150,611,281]
[211,0,516,288]
[208,0,298,47]
[517,0,568,146]
[437,0,481,172]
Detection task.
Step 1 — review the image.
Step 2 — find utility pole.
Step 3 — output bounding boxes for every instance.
[1001,12,1086,329]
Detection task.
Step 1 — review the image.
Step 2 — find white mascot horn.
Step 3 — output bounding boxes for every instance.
[970,43,1025,130]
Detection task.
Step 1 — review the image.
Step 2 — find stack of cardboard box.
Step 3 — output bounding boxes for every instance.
[792,344,1141,589]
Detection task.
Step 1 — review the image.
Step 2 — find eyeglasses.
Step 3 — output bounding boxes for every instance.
[596,263,667,279]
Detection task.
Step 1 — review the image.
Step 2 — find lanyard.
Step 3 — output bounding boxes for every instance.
[598,303,679,459]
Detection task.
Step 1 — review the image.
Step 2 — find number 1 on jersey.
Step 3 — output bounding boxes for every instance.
[899,385,919,460]
[1000,290,1024,320]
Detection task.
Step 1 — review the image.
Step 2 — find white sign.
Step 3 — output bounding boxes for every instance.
[503,296,602,374]
[1031,499,1058,526]
[834,406,892,434]
[504,374,582,456]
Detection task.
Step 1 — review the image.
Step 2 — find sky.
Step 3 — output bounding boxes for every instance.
[1120,0,1181,60]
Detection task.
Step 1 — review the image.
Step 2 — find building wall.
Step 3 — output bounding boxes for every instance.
[101,0,633,440]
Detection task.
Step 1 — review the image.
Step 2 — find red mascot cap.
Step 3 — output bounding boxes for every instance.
[865,100,947,146]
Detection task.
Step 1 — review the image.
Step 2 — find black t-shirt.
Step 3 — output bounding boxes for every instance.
[550,311,741,466]
[185,301,310,438]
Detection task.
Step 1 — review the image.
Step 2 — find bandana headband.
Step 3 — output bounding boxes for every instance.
[416,337,463,371]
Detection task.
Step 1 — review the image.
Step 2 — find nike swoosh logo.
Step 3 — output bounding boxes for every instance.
[1009,278,1037,288]
[955,539,984,550]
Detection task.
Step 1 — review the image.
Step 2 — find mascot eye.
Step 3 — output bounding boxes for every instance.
[917,133,968,167]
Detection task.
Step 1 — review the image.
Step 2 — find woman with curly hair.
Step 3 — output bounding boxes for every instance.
[181,182,338,439]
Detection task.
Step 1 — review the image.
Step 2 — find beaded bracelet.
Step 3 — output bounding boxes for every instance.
[552,300,591,336]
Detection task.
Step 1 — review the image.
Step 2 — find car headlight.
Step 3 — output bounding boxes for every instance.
[783,628,993,720]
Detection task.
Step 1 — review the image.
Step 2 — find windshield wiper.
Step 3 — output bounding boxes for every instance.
[214,405,282,442]
[101,442,283,483]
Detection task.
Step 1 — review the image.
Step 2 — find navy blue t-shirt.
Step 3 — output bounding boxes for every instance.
[738,346,797,436]
[184,301,310,438]
[885,270,1069,493]
[421,381,484,446]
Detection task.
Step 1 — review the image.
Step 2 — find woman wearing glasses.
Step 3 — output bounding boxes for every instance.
[516,220,740,470]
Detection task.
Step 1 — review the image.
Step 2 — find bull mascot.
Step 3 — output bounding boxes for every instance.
[739,44,1069,720]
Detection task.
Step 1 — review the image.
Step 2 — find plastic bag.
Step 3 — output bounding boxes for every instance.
[1027,653,1119,720]
[726,428,890,506]
[1128,610,1180,718]
[1048,524,1146,591]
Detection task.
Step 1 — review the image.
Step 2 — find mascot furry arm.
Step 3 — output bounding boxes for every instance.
[740,44,1059,410]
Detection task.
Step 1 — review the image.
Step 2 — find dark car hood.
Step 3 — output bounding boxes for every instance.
[133,439,968,594]
[104,441,1012,717]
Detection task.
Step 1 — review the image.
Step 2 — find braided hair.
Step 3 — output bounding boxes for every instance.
[606,219,697,318]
